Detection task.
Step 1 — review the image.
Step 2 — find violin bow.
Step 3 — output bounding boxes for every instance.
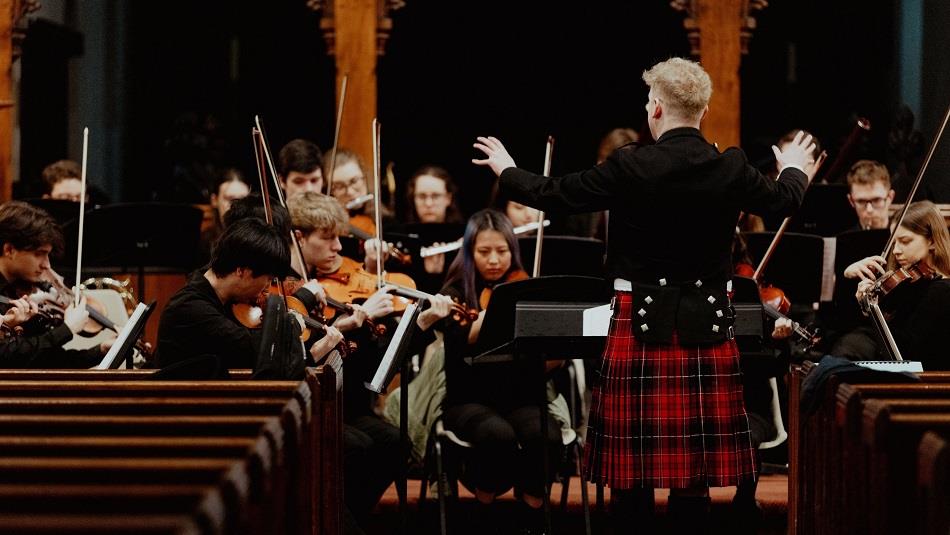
[254,116,311,279]
[372,118,384,288]
[531,136,554,278]
[325,74,348,195]
[251,127,273,225]
[751,149,828,282]
[881,101,950,260]
[73,127,90,307]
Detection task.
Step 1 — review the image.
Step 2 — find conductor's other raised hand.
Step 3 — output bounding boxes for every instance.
[772,130,816,174]
[472,136,517,177]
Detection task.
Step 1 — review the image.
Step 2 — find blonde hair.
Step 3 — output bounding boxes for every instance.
[891,200,950,276]
[287,191,349,236]
[642,58,712,120]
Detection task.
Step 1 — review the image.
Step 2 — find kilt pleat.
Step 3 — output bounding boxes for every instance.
[584,290,757,489]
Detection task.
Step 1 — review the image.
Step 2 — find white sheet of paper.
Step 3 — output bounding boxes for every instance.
[92,302,148,370]
[583,303,611,337]
[854,360,923,373]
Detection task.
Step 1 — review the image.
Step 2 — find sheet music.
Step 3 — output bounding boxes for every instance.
[365,303,418,393]
[853,361,923,373]
[583,304,611,336]
[820,237,837,302]
[92,302,149,370]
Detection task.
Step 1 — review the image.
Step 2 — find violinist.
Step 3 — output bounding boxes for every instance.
[473,58,813,532]
[324,147,394,233]
[421,209,563,531]
[833,200,950,369]
[156,218,342,373]
[285,190,404,528]
[0,201,107,368]
[277,139,325,198]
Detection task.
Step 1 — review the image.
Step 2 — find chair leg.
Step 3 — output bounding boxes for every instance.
[575,441,592,535]
[559,466,570,512]
[596,481,605,513]
[435,440,448,535]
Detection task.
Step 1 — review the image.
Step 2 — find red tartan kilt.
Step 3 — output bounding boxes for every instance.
[584,290,757,489]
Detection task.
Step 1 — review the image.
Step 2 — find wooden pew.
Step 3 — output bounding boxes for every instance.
[0,364,343,535]
[789,364,950,535]
[917,431,949,535]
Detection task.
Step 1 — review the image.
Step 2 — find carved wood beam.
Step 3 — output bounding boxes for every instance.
[1,0,41,202]
[307,0,403,168]
[671,0,766,150]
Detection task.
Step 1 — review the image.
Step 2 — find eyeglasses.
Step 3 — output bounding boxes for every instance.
[853,197,888,209]
[330,175,364,194]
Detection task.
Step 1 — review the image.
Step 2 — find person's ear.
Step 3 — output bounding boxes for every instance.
[847,194,856,208]
[652,100,662,120]
[294,229,305,241]
[888,189,895,201]
[700,105,709,122]
[2,243,14,257]
[210,193,218,207]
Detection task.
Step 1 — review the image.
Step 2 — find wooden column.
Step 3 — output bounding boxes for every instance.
[673,0,766,150]
[332,0,377,165]
[0,0,14,202]
[696,0,742,149]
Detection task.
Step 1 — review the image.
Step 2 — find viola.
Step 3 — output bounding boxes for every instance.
[345,219,411,265]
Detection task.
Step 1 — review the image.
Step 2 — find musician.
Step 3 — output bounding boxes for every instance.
[0,201,108,368]
[285,191,404,527]
[278,139,325,198]
[413,209,561,530]
[197,169,251,269]
[404,165,464,293]
[40,160,85,203]
[834,201,950,370]
[324,148,395,227]
[846,159,895,231]
[473,57,813,531]
[157,218,342,373]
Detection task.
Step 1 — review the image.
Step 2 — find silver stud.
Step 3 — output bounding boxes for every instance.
[712,325,720,333]
[726,280,733,292]
[707,296,716,304]
[716,310,723,318]
[659,278,667,286]
[644,296,653,304]
[638,308,646,317]
[640,324,649,332]
[695,280,703,288]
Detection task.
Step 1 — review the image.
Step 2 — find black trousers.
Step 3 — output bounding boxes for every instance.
[442,402,562,497]
[343,414,402,518]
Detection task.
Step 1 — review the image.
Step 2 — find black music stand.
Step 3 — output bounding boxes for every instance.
[785,184,858,236]
[467,276,609,535]
[517,236,606,278]
[93,300,156,370]
[829,229,890,331]
[22,198,86,228]
[58,203,204,301]
[743,232,825,310]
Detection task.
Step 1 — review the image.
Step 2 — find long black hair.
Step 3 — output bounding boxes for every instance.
[442,209,524,309]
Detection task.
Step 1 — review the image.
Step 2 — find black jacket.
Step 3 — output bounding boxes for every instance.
[500,127,808,285]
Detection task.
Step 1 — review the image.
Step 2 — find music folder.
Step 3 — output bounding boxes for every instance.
[365,302,420,394]
[92,300,155,370]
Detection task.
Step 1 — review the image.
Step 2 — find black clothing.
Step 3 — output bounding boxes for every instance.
[833,278,950,370]
[343,415,402,520]
[441,403,561,496]
[156,273,260,369]
[499,127,807,286]
[0,275,102,369]
[439,277,539,410]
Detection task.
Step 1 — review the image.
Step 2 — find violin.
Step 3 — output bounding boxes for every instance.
[865,260,940,299]
[478,269,530,310]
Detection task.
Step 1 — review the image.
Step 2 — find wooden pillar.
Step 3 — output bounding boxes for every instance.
[332,0,377,166]
[0,0,14,202]
[673,0,766,149]
[696,0,742,149]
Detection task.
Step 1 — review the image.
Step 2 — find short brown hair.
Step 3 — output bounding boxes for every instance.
[287,191,348,236]
[597,128,639,164]
[41,160,81,195]
[847,160,890,189]
[0,201,65,255]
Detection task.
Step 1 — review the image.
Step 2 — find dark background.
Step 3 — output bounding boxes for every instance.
[18,0,946,214]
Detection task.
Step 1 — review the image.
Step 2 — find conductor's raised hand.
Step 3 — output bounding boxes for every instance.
[772,130,817,173]
[472,136,517,177]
